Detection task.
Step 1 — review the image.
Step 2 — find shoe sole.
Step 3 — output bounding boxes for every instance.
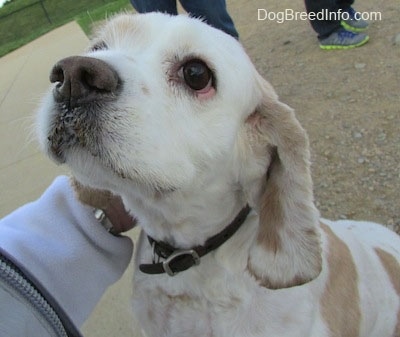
[320,35,369,50]
[341,20,369,33]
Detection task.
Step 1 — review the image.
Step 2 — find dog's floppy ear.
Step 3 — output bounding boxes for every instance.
[245,73,322,289]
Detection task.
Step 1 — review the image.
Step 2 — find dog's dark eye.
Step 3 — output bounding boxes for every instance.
[182,59,213,91]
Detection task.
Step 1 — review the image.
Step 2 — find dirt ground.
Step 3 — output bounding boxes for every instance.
[224,0,399,232]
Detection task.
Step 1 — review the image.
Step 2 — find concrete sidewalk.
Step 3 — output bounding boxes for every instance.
[0,22,87,217]
[0,22,140,337]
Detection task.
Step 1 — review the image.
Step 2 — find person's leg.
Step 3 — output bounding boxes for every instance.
[179,0,239,39]
[339,0,369,32]
[304,0,343,39]
[337,0,355,11]
[130,0,178,15]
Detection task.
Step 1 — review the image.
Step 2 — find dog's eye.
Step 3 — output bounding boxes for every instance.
[182,59,213,91]
[90,41,108,52]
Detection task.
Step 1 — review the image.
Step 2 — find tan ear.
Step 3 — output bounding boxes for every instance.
[246,74,322,289]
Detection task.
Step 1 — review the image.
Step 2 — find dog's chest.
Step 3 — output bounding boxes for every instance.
[132,266,317,337]
[132,279,253,337]
[133,287,214,337]
[132,257,256,336]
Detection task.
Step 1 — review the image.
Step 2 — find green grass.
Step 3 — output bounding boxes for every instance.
[0,0,132,57]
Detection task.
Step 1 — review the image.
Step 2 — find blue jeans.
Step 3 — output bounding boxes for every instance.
[130,0,239,39]
[304,0,355,39]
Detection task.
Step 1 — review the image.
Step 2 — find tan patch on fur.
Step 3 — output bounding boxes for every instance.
[375,248,400,337]
[247,261,315,289]
[70,178,113,209]
[166,293,192,303]
[93,14,144,50]
[320,224,361,337]
[106,14,141,36]
[257,171,283,253]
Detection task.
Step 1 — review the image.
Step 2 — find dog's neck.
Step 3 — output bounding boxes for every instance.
[123,172,248,249]
[121,136,322,288]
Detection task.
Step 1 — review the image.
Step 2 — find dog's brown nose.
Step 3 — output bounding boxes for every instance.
[50,56,120,107]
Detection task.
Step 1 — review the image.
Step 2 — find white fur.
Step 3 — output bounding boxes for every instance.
[37,13,400,337]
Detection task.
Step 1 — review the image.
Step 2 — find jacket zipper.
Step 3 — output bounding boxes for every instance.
[0,254,68,337]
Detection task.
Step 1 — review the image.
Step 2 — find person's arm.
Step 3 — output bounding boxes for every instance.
[0,176,134,334]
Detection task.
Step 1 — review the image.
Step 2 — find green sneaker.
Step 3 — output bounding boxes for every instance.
[341,7,369,32]
[319,29,369,50]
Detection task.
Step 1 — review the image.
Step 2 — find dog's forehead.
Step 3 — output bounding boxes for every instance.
[97,13,161,46]
[95,13,240,60]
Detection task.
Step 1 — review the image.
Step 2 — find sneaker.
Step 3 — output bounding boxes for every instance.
[319,29,369,50]
[341,7,369,32]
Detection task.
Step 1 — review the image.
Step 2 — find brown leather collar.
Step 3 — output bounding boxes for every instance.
[139,204,251,276]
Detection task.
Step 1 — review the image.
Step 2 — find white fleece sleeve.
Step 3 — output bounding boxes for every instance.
[0,176,133,328]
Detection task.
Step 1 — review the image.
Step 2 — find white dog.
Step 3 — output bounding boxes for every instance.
[37,13,400,337]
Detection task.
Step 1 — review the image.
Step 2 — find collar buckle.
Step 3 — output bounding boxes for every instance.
[163,249,200,276]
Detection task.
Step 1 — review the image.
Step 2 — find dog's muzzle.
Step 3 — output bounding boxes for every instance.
[47,56,121,162]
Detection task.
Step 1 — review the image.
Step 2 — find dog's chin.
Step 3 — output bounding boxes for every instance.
[52,145,178,197]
